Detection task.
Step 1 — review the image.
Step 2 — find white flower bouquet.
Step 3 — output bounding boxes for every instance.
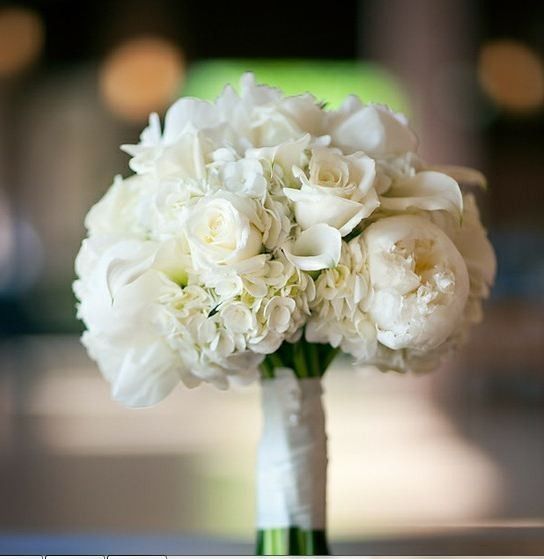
[74,74,495,555]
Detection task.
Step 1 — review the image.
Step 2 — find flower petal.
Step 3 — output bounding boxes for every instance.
[284,188,374,236]
[284,224,341,271]
[163,98,219,144]
[331,102,418,156]
[380,171,463,219]
[429,164,487,189]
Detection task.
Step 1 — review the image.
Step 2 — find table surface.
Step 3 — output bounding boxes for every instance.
[1,528,544,555]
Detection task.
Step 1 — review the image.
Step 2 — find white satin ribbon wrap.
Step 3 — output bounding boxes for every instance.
[257,367,327,530]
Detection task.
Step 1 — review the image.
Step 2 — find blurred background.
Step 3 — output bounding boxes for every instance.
[0,0,543,554]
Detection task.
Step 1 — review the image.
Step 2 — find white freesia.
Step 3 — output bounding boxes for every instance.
[285,147,379,236]
[364,215,470,351]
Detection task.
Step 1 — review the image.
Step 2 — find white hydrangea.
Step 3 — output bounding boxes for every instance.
[75,73,495,406]
[306,236,375,360]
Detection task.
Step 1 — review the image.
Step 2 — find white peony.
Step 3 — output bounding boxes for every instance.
[363,215,470,351]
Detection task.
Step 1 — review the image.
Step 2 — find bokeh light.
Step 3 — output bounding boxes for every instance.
[0,7,44,77]
[478,39,544,113]
[99,36,185,123]
[182,59,410,114]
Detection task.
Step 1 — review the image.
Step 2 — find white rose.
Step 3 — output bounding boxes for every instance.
[185,192,263,272]
[284,147,379,236]
[364,215,469,351]
[326,96,418,157]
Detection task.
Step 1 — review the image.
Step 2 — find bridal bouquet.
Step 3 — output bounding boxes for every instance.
[74,74,495,555]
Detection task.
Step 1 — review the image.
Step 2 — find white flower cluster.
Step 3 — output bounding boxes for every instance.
[74,74,495,406]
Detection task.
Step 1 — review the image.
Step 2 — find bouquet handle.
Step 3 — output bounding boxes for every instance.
[256,368,329,555]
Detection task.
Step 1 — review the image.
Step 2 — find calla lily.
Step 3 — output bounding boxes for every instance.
[380,171,463,220]
[429,164,487,189]
[284,224,342,271]
[284,187,372,236]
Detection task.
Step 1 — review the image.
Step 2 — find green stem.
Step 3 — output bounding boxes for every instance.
[308,342,321,377]
[256,527,329,555]
[260,339,338,382]
[323,345,340,372]
[293,340,309,378]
